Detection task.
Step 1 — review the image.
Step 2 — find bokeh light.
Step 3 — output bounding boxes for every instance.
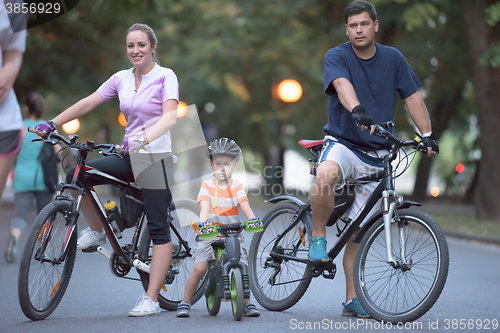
[277,79,303,103]
[177,101,188,118]
[430,186,440,197]
[118,113,127,127]
[62,119,80,134]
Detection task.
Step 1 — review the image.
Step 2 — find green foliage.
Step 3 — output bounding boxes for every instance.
[401,3,438,31]
[9,0,490,192]
[479,42,500,68]
[486,2,500,26]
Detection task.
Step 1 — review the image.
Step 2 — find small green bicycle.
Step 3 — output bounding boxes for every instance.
[192,219,263,321]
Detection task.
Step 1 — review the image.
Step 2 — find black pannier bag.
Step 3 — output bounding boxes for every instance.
[38,143,59,194]
[118,186,144,231]
[326,184,356,226]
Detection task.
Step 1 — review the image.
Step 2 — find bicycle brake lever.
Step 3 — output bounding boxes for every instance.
[374,125,388,138]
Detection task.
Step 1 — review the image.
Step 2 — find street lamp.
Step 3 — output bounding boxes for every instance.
[269,79,303,192]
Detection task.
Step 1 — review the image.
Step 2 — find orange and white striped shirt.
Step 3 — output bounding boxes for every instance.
[196,178,248,225]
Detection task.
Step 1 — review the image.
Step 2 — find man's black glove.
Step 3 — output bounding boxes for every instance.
[351,104,374,128]
[422,132,439,154]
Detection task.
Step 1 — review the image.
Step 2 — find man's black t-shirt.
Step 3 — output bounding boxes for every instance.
[323,42,421,150]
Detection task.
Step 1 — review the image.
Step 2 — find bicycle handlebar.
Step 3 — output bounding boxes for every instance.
[193,219,263,239]
[27,127,121,158]
[372,122,428,154]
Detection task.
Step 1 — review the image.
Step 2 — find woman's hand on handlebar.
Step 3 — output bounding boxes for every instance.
[116,138,148,154]
[116,141,129,154]
[34,121,56,137]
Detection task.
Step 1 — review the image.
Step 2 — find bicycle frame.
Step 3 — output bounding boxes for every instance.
[19,129,205,321]
[205,223,252,300]
[266,123,423,268]
[50,139,194,276]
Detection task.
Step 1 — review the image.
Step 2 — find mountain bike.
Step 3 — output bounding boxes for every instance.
[249,122,449,323]
[18,129,207,321]
[191,219,263,321]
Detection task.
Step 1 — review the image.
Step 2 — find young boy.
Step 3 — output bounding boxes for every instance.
[176,137,260,318]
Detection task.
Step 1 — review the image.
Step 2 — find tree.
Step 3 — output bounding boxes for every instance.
[463,0,500,220]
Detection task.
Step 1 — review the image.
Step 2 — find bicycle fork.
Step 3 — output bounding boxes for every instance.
[382,190,407,269]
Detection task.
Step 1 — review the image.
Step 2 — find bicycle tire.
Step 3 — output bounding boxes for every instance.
[354,208,449,323]
[138,198,208,311]
[249,201,313,311]
[231,269,244,321]
[206,274,222,316]
[18,200,77,321]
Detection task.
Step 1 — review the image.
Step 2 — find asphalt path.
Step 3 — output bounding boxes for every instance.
[1,200,499,333]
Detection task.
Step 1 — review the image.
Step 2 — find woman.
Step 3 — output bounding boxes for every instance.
[35,23,179,317]
[5,93,55,263]
[0,4,27,205]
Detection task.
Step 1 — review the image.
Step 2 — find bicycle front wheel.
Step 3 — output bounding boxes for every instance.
[354,208,449,323]
[138,198,207,311]
[249,202,313,311]
[18,200,77,321]
[231,269,244,321]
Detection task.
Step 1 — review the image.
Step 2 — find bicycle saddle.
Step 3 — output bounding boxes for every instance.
[211,239,226,249]
[298,140,324,149]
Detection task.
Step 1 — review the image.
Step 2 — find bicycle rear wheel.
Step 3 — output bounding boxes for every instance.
[249,202,313,311]
[18,200,77,320]
[138,198,207,311]
[354,208,449,323]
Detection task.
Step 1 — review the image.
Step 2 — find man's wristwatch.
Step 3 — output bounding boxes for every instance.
[138,136,146,145]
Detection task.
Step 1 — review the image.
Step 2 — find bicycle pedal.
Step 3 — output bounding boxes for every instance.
[309,259,335,278]
[81,246,99,253]
[310,258,331,266]
[321,262,337,280]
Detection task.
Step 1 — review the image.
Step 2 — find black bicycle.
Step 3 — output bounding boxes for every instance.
[192,219,263,321]
[18,129,207,320]
[249,122,449,323]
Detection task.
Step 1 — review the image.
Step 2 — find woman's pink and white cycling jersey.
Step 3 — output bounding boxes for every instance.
[97,63,179,154]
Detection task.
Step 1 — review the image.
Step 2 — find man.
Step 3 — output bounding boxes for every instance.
[308,1,439,318]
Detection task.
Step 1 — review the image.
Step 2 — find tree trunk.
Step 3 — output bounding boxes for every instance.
[412,86,464,199]
[463,0,500,220]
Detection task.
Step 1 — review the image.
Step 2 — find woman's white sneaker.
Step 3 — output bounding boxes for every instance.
[128,295,161,317]
[76,227,106,250]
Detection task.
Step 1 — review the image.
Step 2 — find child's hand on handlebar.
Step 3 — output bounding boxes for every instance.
[199,221,212,227]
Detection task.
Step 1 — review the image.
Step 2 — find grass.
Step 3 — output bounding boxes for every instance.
[431,213,500,243]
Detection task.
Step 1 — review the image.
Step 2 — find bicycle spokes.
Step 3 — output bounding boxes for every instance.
[19,200,78,320]
[355,210,449,323]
